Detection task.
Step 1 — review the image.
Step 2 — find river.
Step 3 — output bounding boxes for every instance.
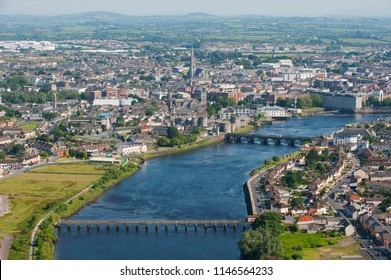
[55,114,388,260]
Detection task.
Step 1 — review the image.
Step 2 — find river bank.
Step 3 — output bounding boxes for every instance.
[139,135,225,161]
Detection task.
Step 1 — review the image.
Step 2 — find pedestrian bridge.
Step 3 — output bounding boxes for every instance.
[225,133,311,146]
[56,219,250,232]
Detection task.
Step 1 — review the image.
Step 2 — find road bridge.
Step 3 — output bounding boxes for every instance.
[225,133,312,146]
[56,219,250,232]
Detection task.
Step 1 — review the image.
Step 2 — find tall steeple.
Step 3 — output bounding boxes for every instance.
[52,92,57,111]
[189,47,195,79]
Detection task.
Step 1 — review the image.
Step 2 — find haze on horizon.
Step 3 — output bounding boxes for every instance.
[0,0,390,17]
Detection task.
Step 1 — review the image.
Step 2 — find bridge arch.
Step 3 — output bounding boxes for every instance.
[266,138,275,145]
[253,137,262,144]
[240,136,249,143]
[280,139,288,145]
[293,139,303,146]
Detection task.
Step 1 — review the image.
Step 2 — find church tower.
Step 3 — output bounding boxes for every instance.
[189,47,195,79]
[52,92,57,111]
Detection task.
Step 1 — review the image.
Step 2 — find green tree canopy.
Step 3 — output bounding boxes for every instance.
[167,126,180,139]
[238,227,284,260]
[252,212,284,236]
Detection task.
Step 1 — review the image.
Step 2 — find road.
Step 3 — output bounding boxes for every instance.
[0,195,9,217]
[0,234,12,260]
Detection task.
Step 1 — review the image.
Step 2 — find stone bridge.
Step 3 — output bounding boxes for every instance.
[225,133,312,146]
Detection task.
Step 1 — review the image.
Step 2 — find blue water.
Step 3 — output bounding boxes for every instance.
[55,114,389,260]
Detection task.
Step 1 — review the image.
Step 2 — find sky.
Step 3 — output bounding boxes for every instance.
[0,0,390,17]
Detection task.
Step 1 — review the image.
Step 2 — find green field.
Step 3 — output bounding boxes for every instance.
[17,122,40,130]
[279,231,361,260]
[29,163,113,175]
[0,164,102,233]
[338,38,389,45]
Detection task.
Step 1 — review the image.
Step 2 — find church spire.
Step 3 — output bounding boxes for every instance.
[189,46,195,79]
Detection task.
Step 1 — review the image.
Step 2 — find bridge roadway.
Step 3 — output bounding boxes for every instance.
[56,219,250,231]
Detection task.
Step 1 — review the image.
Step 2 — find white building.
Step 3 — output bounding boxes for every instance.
[93,98,120,107]
[258,106,288,118]
[117,143,147,156]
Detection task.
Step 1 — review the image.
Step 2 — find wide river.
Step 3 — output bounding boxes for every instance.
[55,114,388,260]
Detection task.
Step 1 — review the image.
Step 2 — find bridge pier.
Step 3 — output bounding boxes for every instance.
[145,224,148,232]
[135,224,139,232]
[126,224,129,231]
[214,224,217,231]
[165,224,168,232]
[204,224,207,231]
[96,224,100,231]
[116,224,119,231]
[194,224,197,231]
[243,224,246,231]
[184,224,188,231]
[155,224,158,232]
[67,224,71,231]
[77,224,81,231]
[224,224,227,231]
[106,224,110,231]
[175,224,178,232]
[87,224,91,231]
[57,224,61,232]
[233,223,237,231]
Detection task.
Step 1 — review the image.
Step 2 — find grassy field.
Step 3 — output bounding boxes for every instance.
[17,122,40,130]
[234,124,257,134]
[0,164,102,234]
[338,38,389,45]
[279,231,361,260]
[29,163,113,175]
[303,237,362,260]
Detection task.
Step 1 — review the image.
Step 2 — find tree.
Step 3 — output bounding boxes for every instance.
[282,170,306,189]
[116,116,125,127]
[167,126,180,139]
[310,93,323,107]
[157,136,170,147]
[291,197,305,208]
[252,212,284,236]
[272,156,281,162]
[306,149,319,168]
[11,144,26,156]
[42,111,57,121]
[238,228,284,260]
[40,151,49,159]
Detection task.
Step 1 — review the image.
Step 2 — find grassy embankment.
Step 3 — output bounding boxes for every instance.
[300,107,325,116]
[249,151,301,176]
[279,232,362,260]
[233,124,258,134]
[139,135,224,161]
[0,161,139,259]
